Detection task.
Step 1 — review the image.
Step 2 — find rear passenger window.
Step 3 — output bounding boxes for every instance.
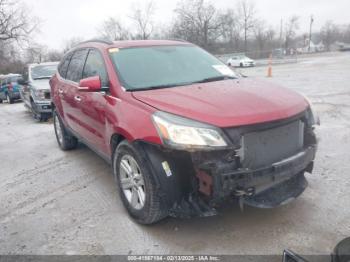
[66,49,88,83]
[58,53,73,79]
[82,49,109,87]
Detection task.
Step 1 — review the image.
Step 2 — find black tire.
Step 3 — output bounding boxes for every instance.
[113,140,167,224]
[228,63,231,67]
[53,109,78,151]
[240,62,244,68]
[6,94,13,104]
[38,114,49,122]
[30,100,38,119]
[0,99,2,103]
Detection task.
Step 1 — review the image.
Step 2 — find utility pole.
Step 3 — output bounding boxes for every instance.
[308,15,314,52]
[280,18,283,49]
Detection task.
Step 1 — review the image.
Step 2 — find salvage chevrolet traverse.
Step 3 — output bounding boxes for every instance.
[50,39,318,224]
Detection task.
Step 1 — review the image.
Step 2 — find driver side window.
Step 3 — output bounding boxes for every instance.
[82,49,109,87]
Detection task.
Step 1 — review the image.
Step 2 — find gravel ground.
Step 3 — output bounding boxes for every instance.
[0,52,349,256]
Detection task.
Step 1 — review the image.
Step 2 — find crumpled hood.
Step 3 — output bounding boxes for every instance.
[132,78,309,128]
[30,79,51,91]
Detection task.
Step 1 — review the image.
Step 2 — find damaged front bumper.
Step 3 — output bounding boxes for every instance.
[196,146,316,209]
[136,111,318,218]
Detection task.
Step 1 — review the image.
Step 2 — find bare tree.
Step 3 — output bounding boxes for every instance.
[284,15,299,50]
[25,43,47,63]
[45,50,63,62]
[237,0,257,52]
[320,21,339,51]
[173,0,222,49]
[0,40,23,73]
[220,9,241,51]
[253,20,270,55]
[129,1,155,40]
[0,0,38,42]
[62,37,84,53]
[99,17,130,41]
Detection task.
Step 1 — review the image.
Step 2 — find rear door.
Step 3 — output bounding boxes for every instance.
[63,49,89,134]
[54,52,73,120]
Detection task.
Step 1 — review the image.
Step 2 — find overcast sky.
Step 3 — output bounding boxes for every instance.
[23,0,350,50]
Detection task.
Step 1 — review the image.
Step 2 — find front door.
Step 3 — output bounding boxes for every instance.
[73,49,110,154]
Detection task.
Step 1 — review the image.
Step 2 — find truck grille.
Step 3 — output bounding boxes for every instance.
[241,120,304,169]
[44,92,51,100]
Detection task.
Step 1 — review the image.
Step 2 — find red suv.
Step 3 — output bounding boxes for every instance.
[50,39,318,224]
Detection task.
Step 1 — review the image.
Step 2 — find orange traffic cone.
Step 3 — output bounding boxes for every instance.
[267,54,272,77]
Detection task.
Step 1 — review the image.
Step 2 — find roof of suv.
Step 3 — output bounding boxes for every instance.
[76,39,192,49]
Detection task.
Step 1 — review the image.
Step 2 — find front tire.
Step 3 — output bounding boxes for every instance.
[240,62,244,68]
[6,94,13,104]
[113,140,167,224]
[53,109,78,150]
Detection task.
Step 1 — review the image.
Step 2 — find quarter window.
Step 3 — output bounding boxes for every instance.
[66,49,88,83]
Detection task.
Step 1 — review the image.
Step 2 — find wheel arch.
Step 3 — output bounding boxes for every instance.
[110,133,127,157]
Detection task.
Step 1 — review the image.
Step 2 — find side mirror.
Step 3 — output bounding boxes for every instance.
[78,76,102,92]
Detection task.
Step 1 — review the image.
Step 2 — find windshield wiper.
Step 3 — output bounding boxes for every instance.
[131,82,194,91]
[33,76,52,80]
[192,75,237,84]
[129,76,237,92]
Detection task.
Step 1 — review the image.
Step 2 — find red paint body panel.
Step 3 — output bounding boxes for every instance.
[51,40,309,159]
[132,78,309,128]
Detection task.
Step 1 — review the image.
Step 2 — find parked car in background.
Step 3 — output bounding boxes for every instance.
[0,74,23,104]
[20,62,59,121]
[227,55,255,67]
[51,39,318,224]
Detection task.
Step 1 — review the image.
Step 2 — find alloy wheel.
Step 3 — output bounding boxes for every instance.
[119,155,146,210]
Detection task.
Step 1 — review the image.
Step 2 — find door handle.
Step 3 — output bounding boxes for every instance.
[58,88,64,94]
[74,95,82,102]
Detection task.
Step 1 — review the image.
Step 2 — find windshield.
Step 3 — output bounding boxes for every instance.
[109,45,237,91]
[31,65,57,80]
[8,76,21,83]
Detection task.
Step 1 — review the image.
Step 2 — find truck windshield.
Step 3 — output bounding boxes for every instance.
[109,45,237,91]
[31,65,57,80]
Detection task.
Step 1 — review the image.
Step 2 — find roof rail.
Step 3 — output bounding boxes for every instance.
[166,38,188,43]
[77,38,114,46]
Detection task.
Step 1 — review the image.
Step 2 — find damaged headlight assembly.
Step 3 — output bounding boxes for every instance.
[304,96,320,127]
[152,111,228,150]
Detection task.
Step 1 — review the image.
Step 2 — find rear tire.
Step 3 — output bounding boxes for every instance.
[53,109,78,151]
[0,99,2,103]
[113,140,167,224]
[240,62,244,68]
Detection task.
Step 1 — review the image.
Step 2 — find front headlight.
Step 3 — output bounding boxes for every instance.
[304,96,320,126]
[33,89,46,100]
[152,111,228,149]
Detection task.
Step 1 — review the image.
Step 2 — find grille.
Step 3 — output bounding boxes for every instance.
[240,120,304,169]
[44,92,51,100]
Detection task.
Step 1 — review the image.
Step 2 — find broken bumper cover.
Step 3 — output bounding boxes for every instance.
[217,146,316,208]
[138,140,316,217]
